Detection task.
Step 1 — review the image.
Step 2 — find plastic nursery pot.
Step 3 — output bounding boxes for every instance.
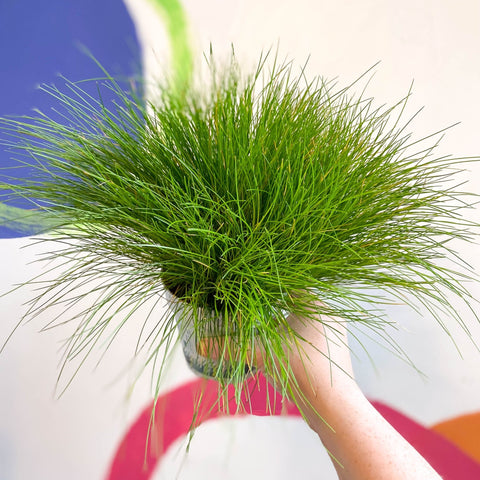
[165,291,256,380]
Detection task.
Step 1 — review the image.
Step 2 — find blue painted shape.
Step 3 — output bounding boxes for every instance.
[0,0,141,238]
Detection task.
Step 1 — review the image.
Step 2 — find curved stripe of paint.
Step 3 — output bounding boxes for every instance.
[106,374,300,479]
[147,0,194,92]
[0,203,57,235]
[372,401,480,479]
[106,374,480,479]
[431,412,480,463]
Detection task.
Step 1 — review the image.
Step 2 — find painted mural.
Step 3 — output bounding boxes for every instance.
[1,1,479,479]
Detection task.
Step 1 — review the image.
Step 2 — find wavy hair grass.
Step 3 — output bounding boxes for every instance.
[1,53,478,405]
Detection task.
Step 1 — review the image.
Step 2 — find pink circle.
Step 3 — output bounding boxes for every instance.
[106,373,480,479]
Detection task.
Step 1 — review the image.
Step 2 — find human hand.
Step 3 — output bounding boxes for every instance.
[199,301,442,480]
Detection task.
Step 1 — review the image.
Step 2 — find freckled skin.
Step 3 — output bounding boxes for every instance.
[203,300,442,480]
[270,304,442,480]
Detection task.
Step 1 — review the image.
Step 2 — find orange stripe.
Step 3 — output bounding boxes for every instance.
[432,412,480,463]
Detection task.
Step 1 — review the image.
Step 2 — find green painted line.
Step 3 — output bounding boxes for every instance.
[147,0,194,92]
[0,203,57,235]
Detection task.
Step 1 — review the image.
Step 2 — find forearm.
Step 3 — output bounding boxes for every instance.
[281,307,442,480]
[294,372,442,480]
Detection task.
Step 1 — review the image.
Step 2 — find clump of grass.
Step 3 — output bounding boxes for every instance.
[1,53,478,403]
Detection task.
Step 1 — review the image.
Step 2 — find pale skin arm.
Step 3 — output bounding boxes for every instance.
[271,301,443,480]
[201,301,443,480]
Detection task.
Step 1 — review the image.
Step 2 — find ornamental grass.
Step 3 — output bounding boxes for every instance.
[1,53,478,403]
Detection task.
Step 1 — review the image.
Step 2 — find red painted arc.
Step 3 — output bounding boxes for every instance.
[106,374,480,480]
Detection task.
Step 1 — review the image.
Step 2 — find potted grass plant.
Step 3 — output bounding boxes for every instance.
[0,52,478,405]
